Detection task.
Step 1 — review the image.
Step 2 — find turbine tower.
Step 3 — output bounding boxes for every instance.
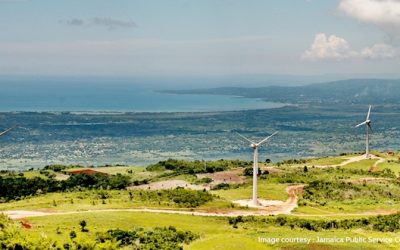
[355,105,373,158]
[236,131,278,206]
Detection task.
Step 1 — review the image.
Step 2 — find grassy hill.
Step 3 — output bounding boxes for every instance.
[2,153,400,249]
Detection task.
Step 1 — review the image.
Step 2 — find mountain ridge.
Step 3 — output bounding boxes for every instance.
[161,79,400,104]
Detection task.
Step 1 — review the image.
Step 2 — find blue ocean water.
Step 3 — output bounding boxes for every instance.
[0,79,284,112]
[0,78,290,170]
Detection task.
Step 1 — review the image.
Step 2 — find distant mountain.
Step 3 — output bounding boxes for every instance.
[161,79,400,104]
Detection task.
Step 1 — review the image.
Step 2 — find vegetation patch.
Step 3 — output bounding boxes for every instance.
[147,159,251,174]
[102,226,198,249]
[140,188,214,208]
[0,173,131,202]
[0,214,198,250]
[270,166,396,184]
[302,179,400,205]
[230,213,400,232]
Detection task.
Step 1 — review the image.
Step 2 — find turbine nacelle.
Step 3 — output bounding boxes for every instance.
[355,105,372,129]
[236,131,278,149]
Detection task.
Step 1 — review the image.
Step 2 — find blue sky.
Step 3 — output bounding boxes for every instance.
[0,0,399,78]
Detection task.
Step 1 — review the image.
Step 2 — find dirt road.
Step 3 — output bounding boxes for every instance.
[2,156,394,220]
[3,190,396,219]
[313,154,385,169]
[2,184,306,219]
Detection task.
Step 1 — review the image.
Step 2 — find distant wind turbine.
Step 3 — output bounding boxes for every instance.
[355,105,373,158]
[236,131,278,206]
[0,126,15,138]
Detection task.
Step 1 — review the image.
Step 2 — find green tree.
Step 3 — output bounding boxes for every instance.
[80,220,88,232]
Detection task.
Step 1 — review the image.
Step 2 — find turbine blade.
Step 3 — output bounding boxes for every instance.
[355,121,367,128]
[235,132,255,144]
[257,131,278,146]
[366,105,372,120]
[0,126,15,137]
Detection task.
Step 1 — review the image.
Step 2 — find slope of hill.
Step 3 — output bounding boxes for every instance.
[162,79,400,104]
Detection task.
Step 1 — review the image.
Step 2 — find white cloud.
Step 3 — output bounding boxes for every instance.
[339,0,400,25]
[63,17,136,30]
[338,0,400,38]
[337,0,400,60]
[302,33,357,61]
[361,43,397,59]
[303,33,399,61]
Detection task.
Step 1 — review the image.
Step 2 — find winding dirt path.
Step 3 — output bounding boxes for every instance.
[339,154,380,167]
[3,205,396,220]
[313,154,385,169]
[282,184,305,214]
[2,185,306,219]
[2,156,395,220]
[0,185,399,220]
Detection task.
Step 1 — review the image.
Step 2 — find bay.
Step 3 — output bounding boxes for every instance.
[0,80,285,112]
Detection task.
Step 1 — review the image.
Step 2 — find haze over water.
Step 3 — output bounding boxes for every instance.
[0,79,283,112]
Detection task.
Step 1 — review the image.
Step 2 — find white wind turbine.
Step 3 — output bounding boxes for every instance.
[355,105,373,158]
[236,131,278,206]
[0,126,15,138]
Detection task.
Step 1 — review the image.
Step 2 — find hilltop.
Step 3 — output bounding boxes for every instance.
[2,152,400,249]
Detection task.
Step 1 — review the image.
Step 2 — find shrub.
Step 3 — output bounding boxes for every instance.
[243,167,261,176]
[195,177,213,184]
[211,183,231,190]
[146,159,251,175]
[105,226,199,249]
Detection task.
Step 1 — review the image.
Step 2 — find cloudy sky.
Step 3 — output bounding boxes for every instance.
[1,0,399,77]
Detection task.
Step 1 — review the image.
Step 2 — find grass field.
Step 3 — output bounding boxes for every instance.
[0,189,235,212]
[294,199,399,214]
[340,159,378,170]
[3,152,400,249]
[375,162,400,176]
[212,181,289,201]
[21,211,400,250]
[306,155,350,166]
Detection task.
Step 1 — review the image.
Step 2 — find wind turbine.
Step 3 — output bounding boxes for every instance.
[355,105,372,158]
[236,131,278,206]
[0,126,15,138]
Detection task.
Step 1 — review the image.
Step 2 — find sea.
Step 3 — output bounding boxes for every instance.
[0,78,288,170]
[0,83,283,112]
[1,78,396,171]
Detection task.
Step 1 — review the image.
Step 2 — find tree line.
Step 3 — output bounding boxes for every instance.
[146,158,252,174]
[0,173,130,201]
[229,213,400,232]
